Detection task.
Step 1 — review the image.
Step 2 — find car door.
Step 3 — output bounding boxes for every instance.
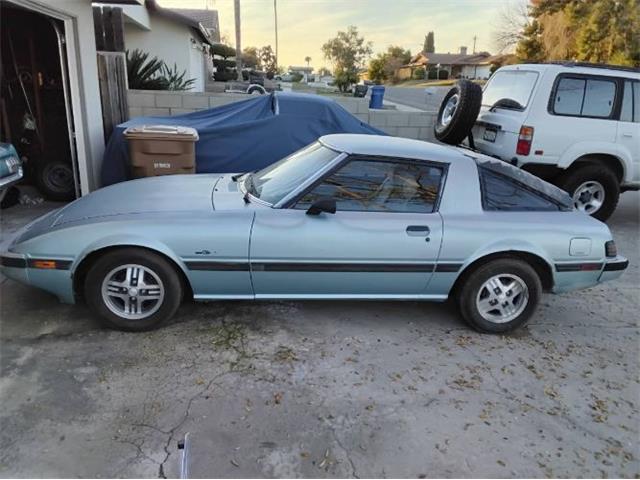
[249,156,446,298]
[618,80,640,182]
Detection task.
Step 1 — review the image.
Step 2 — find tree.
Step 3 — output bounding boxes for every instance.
[423,31,435,53]
[304,56,311,67]
[492,2,530,53]
[242,47,260,70]
[318,66,331,77]
[259,45,278,77]
[516,0,639,66]
[367,45,411,84]
[322,26,372,92]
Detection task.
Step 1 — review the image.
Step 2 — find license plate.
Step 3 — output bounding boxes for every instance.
[483,128,497,142]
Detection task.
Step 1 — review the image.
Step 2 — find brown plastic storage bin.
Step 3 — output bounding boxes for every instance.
[124,125,199,178]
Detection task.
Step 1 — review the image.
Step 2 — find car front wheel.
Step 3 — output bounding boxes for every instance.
[457,258,541,333]
[85,248,183,331]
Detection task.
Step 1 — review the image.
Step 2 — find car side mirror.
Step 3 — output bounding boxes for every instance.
[306,197,336,216]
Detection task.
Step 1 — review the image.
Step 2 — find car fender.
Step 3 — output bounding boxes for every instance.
[71,234,190,279]
[558,141,630,181]
[457,238,555,282]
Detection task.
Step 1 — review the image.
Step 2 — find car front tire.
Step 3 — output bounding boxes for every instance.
[85,248,183,331]
[458,258,541,334]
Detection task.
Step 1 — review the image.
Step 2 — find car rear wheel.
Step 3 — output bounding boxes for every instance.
[556,164,619,221]
[85,248,183,331]
[434,80,482,145]
[458,258,541,333]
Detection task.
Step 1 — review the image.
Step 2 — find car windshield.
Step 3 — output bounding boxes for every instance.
[245,142,339,205]
[482,70,539,111]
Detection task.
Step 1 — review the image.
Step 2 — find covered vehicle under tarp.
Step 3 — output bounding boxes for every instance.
[101,92,384,186]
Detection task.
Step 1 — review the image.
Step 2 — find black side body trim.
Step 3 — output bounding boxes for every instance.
[555,262,603,272]
[252,263,436,273]
[435,263,463,273]
[0,256,27,268]
[185,261,250,271]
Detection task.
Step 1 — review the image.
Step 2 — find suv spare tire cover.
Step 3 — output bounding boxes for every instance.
[434,80,482,145]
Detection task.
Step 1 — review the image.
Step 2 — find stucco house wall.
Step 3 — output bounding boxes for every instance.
[123,11,208,92]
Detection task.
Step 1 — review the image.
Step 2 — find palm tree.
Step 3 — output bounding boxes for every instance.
[234,0,243,81]
[305,56,311,67]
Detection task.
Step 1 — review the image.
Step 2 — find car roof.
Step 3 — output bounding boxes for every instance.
[319,134,475,165]
[499,63,640,79]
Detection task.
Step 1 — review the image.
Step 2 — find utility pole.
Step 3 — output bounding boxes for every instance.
[234,0,243,80]
[274,0,279,69]
[472,35,477,54]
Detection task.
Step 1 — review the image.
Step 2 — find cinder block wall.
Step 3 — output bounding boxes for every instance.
[127,90,437,142]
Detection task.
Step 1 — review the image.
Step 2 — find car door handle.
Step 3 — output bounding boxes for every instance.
[406,225,430,236]
[622,132,633,137]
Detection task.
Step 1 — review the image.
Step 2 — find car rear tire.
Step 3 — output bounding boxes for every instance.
[458,258,541,334]
[556,164,619,222]
[85,248,183,331]
[248,85,265,95]
[434,80,482,145]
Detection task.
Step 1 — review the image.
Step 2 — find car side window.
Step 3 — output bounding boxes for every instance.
[479,167,562,212]
[294,158,444,213]
[621,81,633,122]
[552,75,616,118]
[635,82,640,123]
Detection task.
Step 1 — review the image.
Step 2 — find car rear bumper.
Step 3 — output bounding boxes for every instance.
[1,251,76,304]
[598,256,629,283]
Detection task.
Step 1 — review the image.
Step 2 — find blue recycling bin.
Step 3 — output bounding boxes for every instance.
[369,85,385,109]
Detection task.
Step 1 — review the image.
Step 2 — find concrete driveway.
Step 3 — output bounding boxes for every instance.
[1,193,638,478]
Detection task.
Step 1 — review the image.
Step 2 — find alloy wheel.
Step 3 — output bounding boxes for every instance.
[572,181,605,215]
[475,273,529,324]
[101,264,165,320]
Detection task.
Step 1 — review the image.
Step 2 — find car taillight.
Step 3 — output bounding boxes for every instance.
[516,125,534,156]
[605,240,617,258]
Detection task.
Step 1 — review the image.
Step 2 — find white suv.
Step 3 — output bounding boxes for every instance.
[436,63,639,221]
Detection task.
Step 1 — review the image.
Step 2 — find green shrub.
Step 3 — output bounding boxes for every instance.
[412,68,426,80]
[126,49,195,91]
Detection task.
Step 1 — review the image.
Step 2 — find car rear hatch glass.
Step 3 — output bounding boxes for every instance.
[474,155,573,210]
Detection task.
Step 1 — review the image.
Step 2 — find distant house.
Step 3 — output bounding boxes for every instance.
[401,47,494,80]
[106,0,220,92]
[288,66,314,82]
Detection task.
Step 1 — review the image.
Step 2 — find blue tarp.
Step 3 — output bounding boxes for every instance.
[101,92,385,186]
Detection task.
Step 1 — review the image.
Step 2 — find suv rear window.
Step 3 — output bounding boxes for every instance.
[482,70,539,111]
[552,75,617,118]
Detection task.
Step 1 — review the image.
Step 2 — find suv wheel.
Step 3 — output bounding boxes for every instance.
[458,258,541,334]
[434,80,482,145]
[557,164,619,221]
[85,248,183,331]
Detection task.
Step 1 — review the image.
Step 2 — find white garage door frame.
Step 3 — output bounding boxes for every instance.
[5,0,105,196]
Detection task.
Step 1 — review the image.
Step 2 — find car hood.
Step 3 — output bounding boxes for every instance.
[54,174,220,226]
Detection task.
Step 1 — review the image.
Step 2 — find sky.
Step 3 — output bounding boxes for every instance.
[158,0,528,70]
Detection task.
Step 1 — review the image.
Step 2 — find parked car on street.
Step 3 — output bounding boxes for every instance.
[434,63,640,221]
[1,135,628,333]
[0,143,23,208]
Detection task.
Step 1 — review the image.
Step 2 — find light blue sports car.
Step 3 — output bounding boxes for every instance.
[1,135,628,333]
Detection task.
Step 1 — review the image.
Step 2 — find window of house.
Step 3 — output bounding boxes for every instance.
[294,158,444,213]
[552,76,616,118]
[478,167,564,211]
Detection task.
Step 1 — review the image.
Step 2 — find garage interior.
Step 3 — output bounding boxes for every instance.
[0,2,80,204]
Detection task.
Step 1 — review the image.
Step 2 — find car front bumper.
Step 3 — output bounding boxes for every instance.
[0,251,76,304]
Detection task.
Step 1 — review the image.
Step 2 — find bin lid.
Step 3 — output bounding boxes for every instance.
[123,125,199,141]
